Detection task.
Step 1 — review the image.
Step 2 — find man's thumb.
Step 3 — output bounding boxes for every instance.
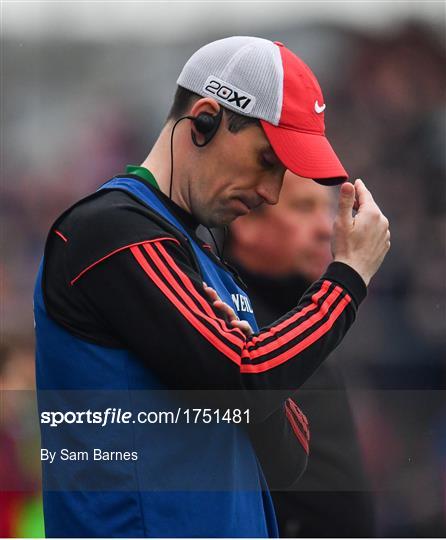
[337,182,355,223]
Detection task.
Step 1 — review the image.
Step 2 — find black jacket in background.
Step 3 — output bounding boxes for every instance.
[230,262,376,538]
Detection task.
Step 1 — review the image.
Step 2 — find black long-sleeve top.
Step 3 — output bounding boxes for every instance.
[42,174,367,487]
[44,178,366,393]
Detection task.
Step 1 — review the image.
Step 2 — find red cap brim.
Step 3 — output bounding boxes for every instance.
[261,120,348,185]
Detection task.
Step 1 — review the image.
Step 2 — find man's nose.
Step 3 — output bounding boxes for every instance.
[255,177,282,205]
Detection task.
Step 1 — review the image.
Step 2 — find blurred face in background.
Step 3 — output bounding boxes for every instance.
[275,174,334,280]
[231,171,335,281]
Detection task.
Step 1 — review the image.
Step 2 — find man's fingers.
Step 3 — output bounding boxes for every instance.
[204,285,238,321]
[214,299,254,337]
[203,284,219,303]
[212,299,238,322]
[231,319,253,338]
[337,181,355,224]
[353,188,360,212]
[205,285,235,319]
[203,284,252,337]
[354,179,374,208]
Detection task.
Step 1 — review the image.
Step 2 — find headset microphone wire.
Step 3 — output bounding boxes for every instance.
[169,115,192,200]
[168,115,227,263]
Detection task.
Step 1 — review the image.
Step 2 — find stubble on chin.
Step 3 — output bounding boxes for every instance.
[193,201,231,228]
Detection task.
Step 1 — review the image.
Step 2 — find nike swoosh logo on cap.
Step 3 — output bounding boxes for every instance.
[314,100,326,114]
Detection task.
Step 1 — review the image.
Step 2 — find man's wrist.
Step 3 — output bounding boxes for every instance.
[323,261,368,308]
[333,256,371,286]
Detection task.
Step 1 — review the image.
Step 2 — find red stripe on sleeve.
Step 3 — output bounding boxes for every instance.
[143,243,245,347]
[241,295,351,373]
[246,280,331,348]
[285,403,309,454]
[158,242,336,356]
[54,229,68,243]
[246,286,343,360]
[130,245,242,364]
[70,238,180,286]
[132,240,352,376]
[287,399,310,439]
[155,242,245,338]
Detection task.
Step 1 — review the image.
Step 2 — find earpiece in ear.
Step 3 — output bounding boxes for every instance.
[194,113,216,134]
[191,108,223,147]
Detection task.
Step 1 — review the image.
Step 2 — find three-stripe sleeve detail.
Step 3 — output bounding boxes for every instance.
[130,240,352,374]
[130,243,244,365]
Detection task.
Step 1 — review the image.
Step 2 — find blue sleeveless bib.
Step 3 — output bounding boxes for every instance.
[34,176,278,538]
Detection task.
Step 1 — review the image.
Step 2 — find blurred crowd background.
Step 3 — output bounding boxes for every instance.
[1,1,445,537]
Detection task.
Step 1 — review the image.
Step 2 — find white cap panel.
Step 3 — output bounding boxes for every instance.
[177,36,283,125]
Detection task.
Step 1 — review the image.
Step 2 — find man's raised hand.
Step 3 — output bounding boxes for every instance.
[332,179,390,286]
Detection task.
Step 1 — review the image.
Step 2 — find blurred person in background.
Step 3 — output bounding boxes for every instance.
[229,171,375,537]
[0,341,45,537]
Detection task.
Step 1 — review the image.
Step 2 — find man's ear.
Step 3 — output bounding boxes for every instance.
[188,98,223,147]
[189,97,221,119]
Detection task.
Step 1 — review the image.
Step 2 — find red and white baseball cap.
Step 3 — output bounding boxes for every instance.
[177,36,348,184]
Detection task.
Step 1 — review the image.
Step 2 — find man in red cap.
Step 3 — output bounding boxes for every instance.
[35,36,390,537]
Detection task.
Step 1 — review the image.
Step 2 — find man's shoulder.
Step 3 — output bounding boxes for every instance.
[60,188,180,242]
[47,188,187,283]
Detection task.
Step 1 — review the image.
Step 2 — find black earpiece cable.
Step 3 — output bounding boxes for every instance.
[207,228,223,261]
[169,115,192,200]
[168,112,227,262]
